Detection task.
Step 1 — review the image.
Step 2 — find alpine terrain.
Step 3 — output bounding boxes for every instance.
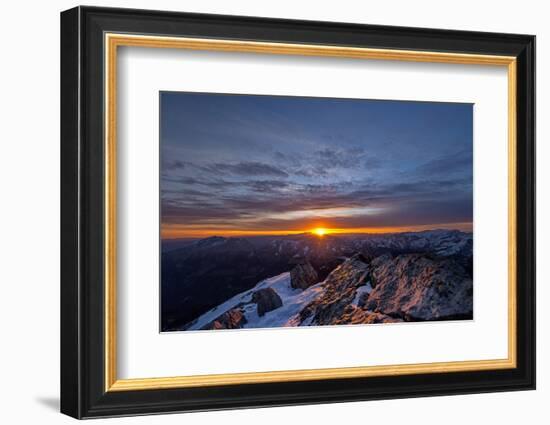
[161,229,473,331]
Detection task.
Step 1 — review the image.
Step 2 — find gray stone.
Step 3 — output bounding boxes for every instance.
[252,287,283,316]
[290,262,319,290]
[365,254,473,321]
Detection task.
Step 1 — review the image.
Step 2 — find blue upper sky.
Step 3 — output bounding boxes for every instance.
[160,92,473,238]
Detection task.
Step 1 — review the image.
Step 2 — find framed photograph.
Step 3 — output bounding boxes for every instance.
[60,6,535,419]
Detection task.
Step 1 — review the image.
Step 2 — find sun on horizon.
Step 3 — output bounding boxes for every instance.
[312,228,328,237]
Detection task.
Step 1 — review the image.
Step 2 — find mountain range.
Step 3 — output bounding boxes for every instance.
[161,229,473,331]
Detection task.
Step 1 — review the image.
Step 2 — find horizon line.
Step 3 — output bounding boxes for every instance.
[161,222,473,240]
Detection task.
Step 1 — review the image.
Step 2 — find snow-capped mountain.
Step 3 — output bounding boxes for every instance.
[349,229,473,257]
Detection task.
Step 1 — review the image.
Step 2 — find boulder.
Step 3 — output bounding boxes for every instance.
[290,262,319,290]
[252,287,283,316]
[365,254,473,321]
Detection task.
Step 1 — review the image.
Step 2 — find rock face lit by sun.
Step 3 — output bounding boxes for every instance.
[312,228,327,236]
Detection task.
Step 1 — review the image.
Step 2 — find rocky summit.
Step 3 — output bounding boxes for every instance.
[181,242,473,331]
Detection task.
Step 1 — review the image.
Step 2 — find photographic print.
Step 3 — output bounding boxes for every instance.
[160,92,473,332]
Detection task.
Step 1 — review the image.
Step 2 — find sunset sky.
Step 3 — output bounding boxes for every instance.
[160,92,473,239]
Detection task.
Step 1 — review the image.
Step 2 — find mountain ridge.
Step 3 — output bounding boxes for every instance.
[161,229,473,331]
[181,250,473,331]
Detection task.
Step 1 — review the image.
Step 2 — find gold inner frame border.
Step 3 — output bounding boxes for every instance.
[104,33,517,392]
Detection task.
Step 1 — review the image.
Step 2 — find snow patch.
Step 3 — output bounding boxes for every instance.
[184,272,326,330]
[351,281,373,307]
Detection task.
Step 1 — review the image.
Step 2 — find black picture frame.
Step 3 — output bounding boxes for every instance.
[61,5,535,419]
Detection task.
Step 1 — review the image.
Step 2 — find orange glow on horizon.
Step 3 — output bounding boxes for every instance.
[312,228,328,236]
[161,222,473,239]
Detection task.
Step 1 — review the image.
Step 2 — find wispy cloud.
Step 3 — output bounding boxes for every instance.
[203,161,289,178]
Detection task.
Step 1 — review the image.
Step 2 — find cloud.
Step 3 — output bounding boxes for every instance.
[202,161,289,178]
[273,151,302,167]
[316,147,364,168]
[244,180,290,193]
[161,193,472,231]
[289,147,382,178]
[162,175,200,185]
[161,174,472,231]
[415,149,472,177]
[163,159,185,170]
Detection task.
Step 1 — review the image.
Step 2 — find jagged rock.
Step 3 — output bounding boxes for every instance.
[299,254,372,326]
[369,253,393,288]
[201,308,247,330]
[252,287,283,316]
[365,254,473,321]
[182,242,473,331]
[290,262,318,290]
[323,253,371,290]
[331,305,403,325]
